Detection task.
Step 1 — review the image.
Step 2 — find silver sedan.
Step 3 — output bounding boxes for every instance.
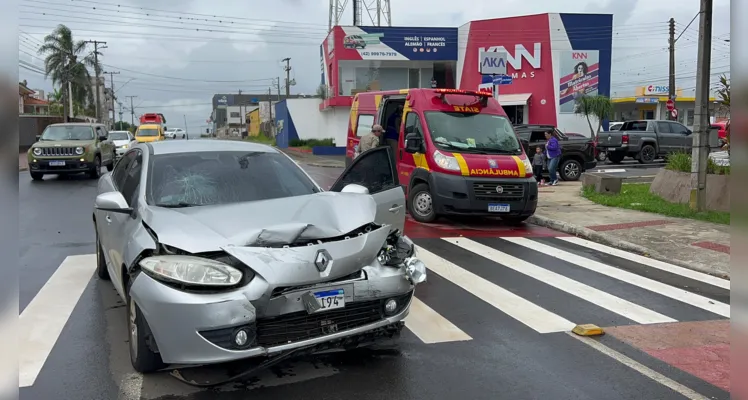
[92,140,426,373]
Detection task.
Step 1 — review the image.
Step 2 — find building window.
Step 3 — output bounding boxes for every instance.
[230,112,240,118]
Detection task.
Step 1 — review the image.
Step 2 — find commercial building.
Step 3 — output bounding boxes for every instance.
[275,13,613,152]
[210,93,307,136]
[611,85,725,128]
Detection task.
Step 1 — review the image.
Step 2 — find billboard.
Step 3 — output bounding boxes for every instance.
[558,50,600,114]
[336,26,458,61]
[212,94,234,108]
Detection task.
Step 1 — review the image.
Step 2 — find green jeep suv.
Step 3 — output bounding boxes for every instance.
[27,123,116,181]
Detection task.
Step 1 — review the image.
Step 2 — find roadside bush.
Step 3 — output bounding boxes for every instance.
[289,138,335,147]
[665,152,730,175]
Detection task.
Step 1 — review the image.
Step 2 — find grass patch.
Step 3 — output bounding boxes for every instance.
[582,183,730,225]
[244,134,276,146]
[289,138,335,147]
[666,152,730,175]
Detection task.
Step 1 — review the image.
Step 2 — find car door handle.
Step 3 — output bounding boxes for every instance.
[389,205,403,213]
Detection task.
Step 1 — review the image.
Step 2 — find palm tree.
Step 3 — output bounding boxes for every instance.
[574,95,614,140]
[717,75,730,107]
[37,24,101,121]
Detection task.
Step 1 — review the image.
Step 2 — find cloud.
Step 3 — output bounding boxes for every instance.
[18,0,730,130]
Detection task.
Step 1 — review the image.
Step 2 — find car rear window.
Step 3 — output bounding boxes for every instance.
[137,128,159,137]
[146,151,319,207]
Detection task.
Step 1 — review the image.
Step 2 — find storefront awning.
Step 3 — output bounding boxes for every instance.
[498,93,532,106]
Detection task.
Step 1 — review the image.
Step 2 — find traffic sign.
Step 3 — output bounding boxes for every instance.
[492,75,513,85]
[479,51,507,75]
[666,99,675,111]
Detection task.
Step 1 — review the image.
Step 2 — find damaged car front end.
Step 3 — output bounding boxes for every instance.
[93,141,425,373]
[129,223,426,368]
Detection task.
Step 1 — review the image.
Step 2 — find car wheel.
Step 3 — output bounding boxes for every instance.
[95,228,110,280]
[30,172,43,181]
[408,183,437,223]
[89,156,101,179]
[560,159,582,181]
[127,277,165,373]
[501,215,530,225]
[608,152,625,164]
[638,145,656,164]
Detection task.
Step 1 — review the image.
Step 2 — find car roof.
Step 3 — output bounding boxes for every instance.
[146,139,279,155]
[50,122,102,127]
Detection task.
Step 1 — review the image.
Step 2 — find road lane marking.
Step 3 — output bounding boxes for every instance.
[558,237,730,290]
[415,246,576,334]
[503,238,730,318]
[19,254,96,388]
[567,333,711,400]
[405,296,472,344]
[444,238,677,325]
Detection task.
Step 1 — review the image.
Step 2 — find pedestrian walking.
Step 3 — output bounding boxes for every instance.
[532,146,546,185]
[357,124,383,156]
[544,130,562,185]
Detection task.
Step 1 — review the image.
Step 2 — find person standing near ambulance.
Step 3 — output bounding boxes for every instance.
[357,124,383,156]
[545,130,562,185]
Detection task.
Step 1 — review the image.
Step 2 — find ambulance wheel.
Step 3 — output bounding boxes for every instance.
[408,183,436,223]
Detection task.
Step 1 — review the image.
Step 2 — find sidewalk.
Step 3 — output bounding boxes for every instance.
[280,148,345,168]
[530,181,730,278]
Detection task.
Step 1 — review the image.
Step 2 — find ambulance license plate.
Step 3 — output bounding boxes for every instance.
[488,203,510,212]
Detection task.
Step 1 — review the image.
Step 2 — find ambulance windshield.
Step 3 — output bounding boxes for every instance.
[424,112,522,155]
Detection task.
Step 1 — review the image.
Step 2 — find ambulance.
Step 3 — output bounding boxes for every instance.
[345,88,537,224]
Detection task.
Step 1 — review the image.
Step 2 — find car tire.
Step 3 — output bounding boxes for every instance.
[407,183,437,223]
[127,276,165,373]
[501,215,530,225]
[608,152,625,164]
[89,156,101,179]
[638,144,656,164]
[30,172,43,181]
[560,159,582,181]
[95,228,110,280]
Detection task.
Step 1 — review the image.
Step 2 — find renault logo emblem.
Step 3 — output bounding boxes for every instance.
[314,250,332,272]
[496,186,504,194]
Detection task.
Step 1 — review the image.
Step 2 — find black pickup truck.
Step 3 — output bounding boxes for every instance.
[514,124,597,181]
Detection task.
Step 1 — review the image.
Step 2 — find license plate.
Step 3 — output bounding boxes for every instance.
[313,289,345,312]
[49,161,66,166]
[488,203,510,212]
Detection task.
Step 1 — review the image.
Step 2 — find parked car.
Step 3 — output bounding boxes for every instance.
[26,123,115,181]
[599,120,693,164]
[165,128,186,139]
[513,124,597,181]
[92,140,427,373]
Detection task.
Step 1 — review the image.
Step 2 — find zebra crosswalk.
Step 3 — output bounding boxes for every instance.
[18,235,730,389]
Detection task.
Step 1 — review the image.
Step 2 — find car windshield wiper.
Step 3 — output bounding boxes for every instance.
[156,202,201,208]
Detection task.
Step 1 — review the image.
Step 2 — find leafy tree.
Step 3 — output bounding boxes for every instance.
[37,24,101,120]
[574,95,614,139]
[113,121,133,131]
[717,74,730,107]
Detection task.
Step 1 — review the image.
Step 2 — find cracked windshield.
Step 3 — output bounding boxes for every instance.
[15,0,734,399]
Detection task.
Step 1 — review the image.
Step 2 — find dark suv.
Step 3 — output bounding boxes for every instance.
[514,124,597,181]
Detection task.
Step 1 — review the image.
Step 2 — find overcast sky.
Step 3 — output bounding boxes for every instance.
[17,0,731,132]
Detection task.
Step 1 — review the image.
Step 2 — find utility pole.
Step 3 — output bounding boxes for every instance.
[276,78,282,100]
[84,40,107,122]
[690,0,713,211]
[183,114,189,140]
[267,87,273,131]
[282,58,291,98]
[238,89,244,137]
[103,71,120,129]
[126,95,137,127]
[668,18,676,120]
[117,101,123,129]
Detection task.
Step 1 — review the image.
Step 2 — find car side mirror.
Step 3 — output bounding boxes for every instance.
[404,132,424,154]
[341,184,369,194]
[95,191,133,214]
[35,135,41,142]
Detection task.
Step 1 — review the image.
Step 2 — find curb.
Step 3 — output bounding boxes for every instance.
[306,162,344,169]
[19,167,28,171]
[527,214,730,280]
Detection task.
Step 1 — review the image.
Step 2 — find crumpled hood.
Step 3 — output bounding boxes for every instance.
[143,192,379,253]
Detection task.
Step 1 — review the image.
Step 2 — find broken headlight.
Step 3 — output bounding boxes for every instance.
[139,255,243,287]
[377,230,415,266]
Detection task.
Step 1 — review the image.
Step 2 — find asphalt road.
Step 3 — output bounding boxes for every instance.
[18,164,729,400]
